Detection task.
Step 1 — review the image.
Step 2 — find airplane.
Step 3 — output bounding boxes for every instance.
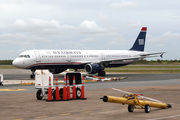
[12,27,165,78]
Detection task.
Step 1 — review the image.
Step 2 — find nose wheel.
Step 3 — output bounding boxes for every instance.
[30,69,36,79]
[30,74,35,79]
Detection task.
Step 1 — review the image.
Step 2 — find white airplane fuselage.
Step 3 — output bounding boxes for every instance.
[13,49,144,70]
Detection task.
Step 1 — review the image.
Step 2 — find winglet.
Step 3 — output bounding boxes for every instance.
[160,53,164,58]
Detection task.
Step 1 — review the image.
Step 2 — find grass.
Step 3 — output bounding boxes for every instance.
[106,65,180,69]
[105,65,180,73]
[105,70,180,73]
[0,65,17,69]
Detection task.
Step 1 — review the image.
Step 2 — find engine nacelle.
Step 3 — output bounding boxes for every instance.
[85,64,103,74]
[49,69,67,74]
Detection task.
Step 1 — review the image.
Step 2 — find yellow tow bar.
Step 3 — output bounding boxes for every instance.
[101,94,172,113]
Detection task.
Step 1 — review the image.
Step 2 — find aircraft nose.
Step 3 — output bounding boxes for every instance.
[12,59,18,67]
[12,59,22,68]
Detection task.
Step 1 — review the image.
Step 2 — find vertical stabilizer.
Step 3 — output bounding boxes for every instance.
[130,27,147,51]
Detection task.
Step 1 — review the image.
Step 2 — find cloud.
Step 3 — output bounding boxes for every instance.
[110,1,137,10]
[62,41,73,44]
[0,48,26,60]
[108,38,125,45]
[81,38,94,42]
[98,13,108,22]
[60,41,85,49]
[11,19,76,36]
[77,20,107,34]
[127,21,142,28]
[148,31,180,43]
[95,32,122,38]
[108,26,120,32]
[157,44,166,47]
[0,33,26,45]
[0,33,51,49]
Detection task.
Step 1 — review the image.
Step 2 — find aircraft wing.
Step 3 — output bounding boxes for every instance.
[96,52,166,65]
[74,52,165,66]
[97,56,141,65]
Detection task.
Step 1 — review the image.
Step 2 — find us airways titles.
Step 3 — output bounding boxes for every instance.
[53,51,81,55]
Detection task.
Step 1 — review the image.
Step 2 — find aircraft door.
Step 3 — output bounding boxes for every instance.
[34,51,41,62]
[101,53,105,60]
[66,54,71,62]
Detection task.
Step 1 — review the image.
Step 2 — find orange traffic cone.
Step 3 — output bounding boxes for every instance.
[63,75,67,100]
[55,76,60,100]
[66,76,71,99]
[48,76,52,101]
[72,76,76,99]
[81,75,85,99]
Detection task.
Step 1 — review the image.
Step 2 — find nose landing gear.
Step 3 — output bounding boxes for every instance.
[30,69,36,79]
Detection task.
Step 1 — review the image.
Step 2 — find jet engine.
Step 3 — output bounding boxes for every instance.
[49,69,67,74]
[85,64,103,74]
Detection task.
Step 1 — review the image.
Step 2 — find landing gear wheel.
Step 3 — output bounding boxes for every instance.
[76,88,81,99]
[98,71,106,76]
[0,82,3,86]
[128,105,134,112]
[30,74,35,79]
[36,89,43,100]
[145,104,150,113]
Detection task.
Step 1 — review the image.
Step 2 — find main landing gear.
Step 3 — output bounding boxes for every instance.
[98,71,106,76]
[30,69,36,79]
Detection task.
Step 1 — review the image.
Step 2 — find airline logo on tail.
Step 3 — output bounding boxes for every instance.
[138,39,144,45]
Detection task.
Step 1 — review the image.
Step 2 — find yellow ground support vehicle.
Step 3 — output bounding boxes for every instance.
[101,88,172,113]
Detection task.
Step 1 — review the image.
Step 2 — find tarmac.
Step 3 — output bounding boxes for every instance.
[0,69,180,120]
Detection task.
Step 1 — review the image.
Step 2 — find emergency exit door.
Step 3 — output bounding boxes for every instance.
[34,51,41,62]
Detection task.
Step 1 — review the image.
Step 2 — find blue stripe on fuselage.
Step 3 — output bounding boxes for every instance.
[26,63,132,70]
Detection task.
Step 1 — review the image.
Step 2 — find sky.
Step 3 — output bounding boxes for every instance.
[0,0,180,60]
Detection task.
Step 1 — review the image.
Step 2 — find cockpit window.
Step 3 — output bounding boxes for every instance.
[19,55,23,58]
[19,55,31,58]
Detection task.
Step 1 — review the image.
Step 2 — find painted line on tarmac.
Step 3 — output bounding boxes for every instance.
[35,116,49,118]
[102,109,112,111]
[81,111,92,113]
[0,89,27,91]
[59,113,72,115]
[119,107,127,109]
[146,114,180,120]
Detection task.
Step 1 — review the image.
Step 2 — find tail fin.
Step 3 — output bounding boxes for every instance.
[130,27,147,51]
